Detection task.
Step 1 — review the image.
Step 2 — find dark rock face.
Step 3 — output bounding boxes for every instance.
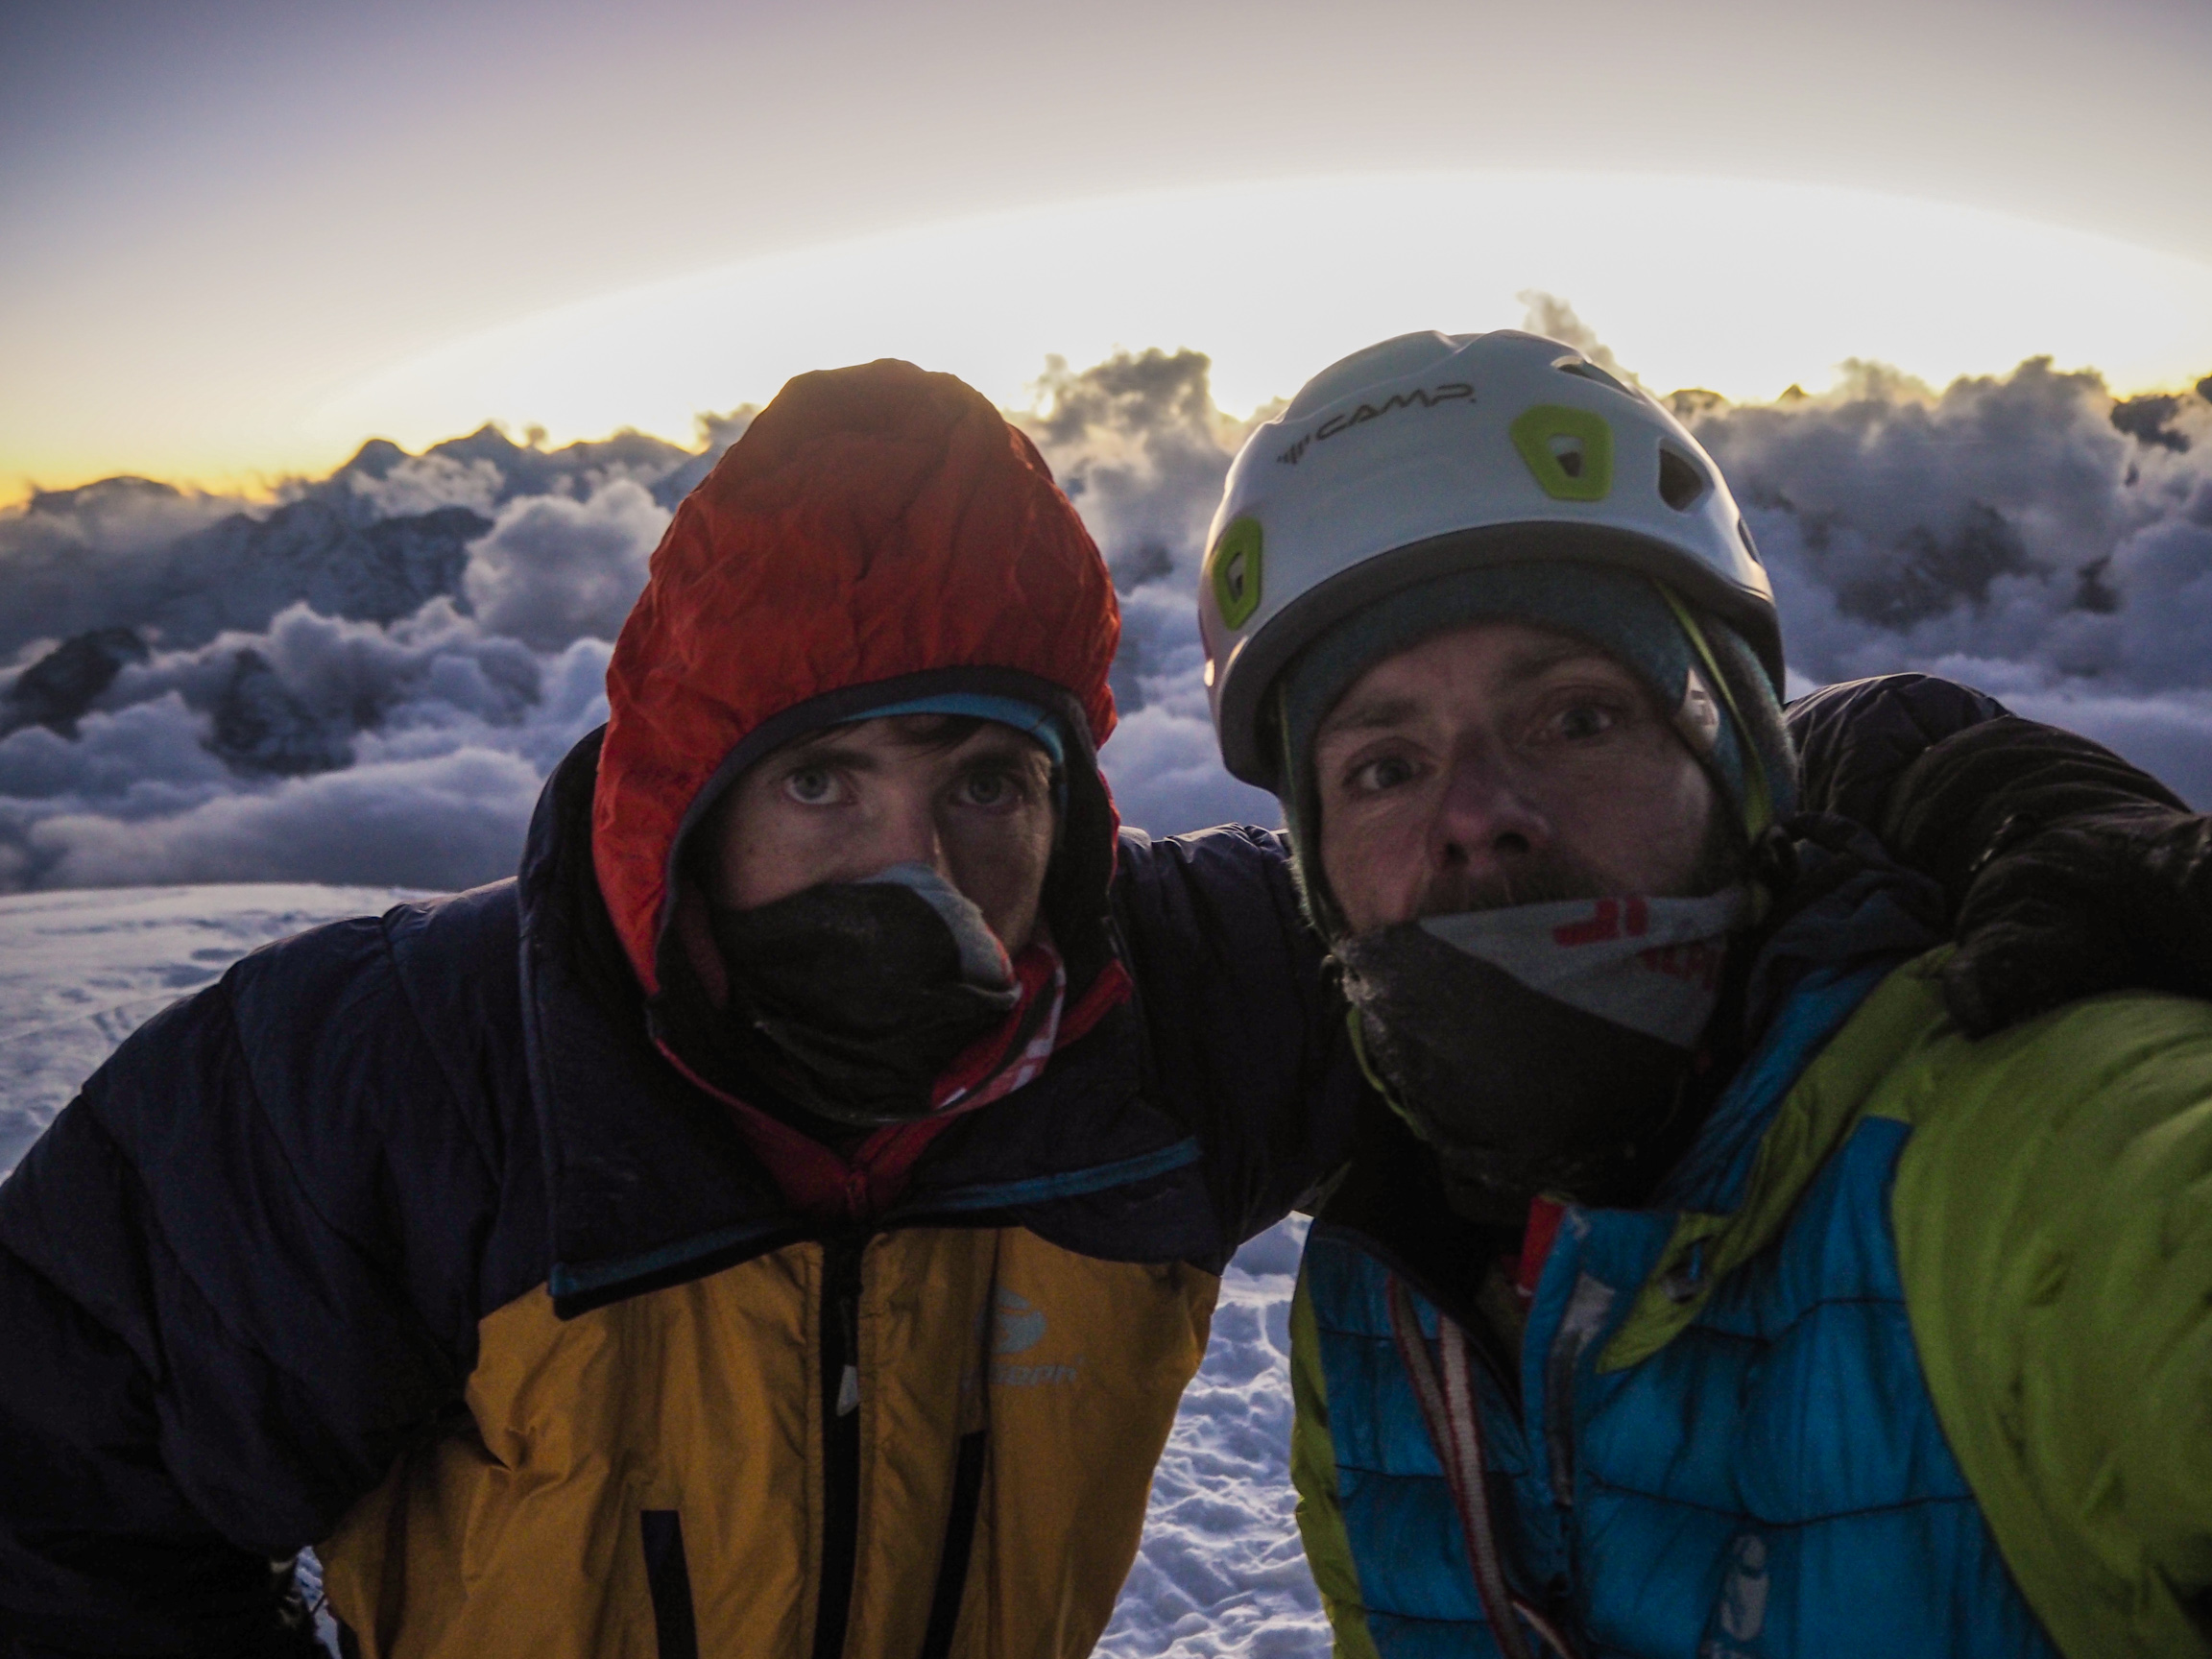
[1,628,150,737]
[3,419,751,666]
[1110,541,1174,592]
[1103,542,1178,715]
[148,499,495,645]
[1836,502,2032,628]
[24,477,182,519]
[204,650,352,777]
[2072,555,2122,614]
[1107,631,1146,715]
[361,506,498,618]
[363,422,707,508]
[337,439,408,481]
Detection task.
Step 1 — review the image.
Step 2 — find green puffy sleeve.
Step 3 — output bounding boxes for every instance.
[1891,981,2212,1659]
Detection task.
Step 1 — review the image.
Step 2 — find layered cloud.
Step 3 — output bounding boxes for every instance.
[1681,355,2212,801]
[3,331,2209,894]
[0,421,722,892]
[1021,349,1282,834]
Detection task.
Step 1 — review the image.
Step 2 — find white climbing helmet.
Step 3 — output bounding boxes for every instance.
[1200,329,1780,789]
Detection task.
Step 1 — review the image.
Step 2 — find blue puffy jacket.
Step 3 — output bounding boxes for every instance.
[1290,832,2212,1658]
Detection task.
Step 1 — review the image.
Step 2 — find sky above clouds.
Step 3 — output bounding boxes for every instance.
[3,0,2211,890]
[5,0,2212,493]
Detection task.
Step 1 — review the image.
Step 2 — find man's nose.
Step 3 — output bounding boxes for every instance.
[871,784,953,878]
[1431,745,1550,874]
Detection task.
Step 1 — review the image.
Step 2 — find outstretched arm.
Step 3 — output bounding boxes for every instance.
[1787,672,2209,1035]
[1888,969,2212,1657]
[1113,827,1366,1259]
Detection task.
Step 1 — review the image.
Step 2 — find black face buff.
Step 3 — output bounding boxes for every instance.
[705,863,1022,1129]
[1334,889,1747,1222]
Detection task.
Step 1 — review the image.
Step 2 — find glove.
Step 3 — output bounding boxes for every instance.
[1878,715,2208,1036]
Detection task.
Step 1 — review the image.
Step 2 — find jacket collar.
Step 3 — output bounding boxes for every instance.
[1599,819,1949,1370]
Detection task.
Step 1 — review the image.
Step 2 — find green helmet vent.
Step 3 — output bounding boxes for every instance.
[1510,405,1613,502]
[1209,517,1264,629]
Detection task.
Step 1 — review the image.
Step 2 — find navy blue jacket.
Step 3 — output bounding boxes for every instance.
[0,733,1360,1657]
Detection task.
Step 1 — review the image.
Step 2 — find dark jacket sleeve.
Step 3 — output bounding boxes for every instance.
[1785,671,2013,835]
[1785,672,2193,896]
[1787,671,2210,1034]
[1111,826,1363,1252]
[0,892,534,1657]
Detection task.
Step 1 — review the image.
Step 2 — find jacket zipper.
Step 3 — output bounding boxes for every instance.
[812,1236,867,1659]
[915,1428,988,1659]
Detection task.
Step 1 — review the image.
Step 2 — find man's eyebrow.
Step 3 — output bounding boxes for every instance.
[1316,695,1422,740]
[1503,640,1616,685]
[775,736,882,772]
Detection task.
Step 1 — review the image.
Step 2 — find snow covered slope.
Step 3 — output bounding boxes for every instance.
[1098,1214,1326,1659]
[0,883,1326,1657]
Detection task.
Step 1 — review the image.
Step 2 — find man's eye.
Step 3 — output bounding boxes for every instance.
[1350,755,1418,795]
[958,770,1020,808]
[783,767,840,805]
[1553,702,1622,741]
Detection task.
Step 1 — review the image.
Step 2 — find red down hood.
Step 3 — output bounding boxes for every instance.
[592,358,1120,997]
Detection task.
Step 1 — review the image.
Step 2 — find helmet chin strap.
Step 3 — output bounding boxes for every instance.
[1654,581,1785,927]
[1657,581,1774,843]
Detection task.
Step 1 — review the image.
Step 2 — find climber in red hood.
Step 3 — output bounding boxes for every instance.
[289,357,1368,1658]
[592,357,1138,1218]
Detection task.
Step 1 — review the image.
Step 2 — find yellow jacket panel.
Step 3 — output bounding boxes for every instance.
[322,1227,1217,1659]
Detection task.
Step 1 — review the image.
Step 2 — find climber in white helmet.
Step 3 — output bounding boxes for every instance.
[1200,329,2212,1659]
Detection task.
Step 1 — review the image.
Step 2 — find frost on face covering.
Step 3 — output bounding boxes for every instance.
[1421,888,1750,1046]
[1335,888,1749,1221]
[702,862,1024,1128]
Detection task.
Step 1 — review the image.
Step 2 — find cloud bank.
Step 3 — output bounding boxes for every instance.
[1679,354,2212,803]
[4,325,2209,894]
[0,420,737,891]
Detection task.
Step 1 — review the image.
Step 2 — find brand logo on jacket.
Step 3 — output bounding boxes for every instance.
[988,1286,1084,1387]
[993,1286,1047,1354]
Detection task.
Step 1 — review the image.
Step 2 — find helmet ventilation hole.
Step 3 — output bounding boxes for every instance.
[1657,446,1709,511]
[1552,356,1632,397]
[1548,435,1587,479]
[1737,518,1764,565]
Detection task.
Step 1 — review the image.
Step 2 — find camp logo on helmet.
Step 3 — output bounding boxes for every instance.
[1274,380,1476,465]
